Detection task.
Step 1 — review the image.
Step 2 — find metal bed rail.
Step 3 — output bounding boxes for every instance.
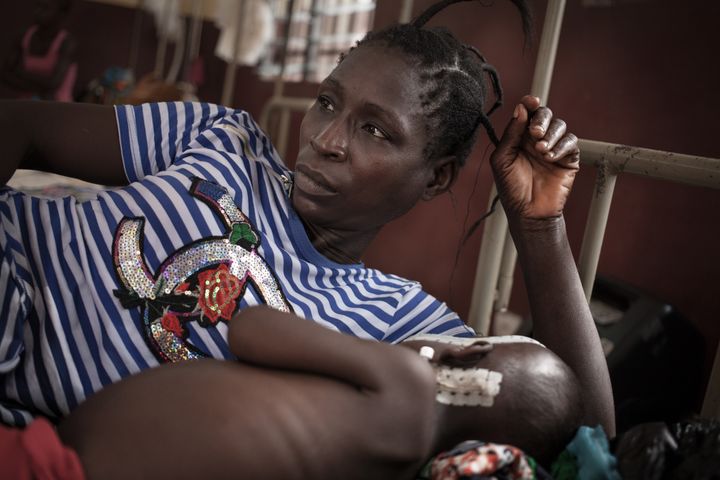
[468,0,567,335]
[469,140,720,330]
[576,141,720,417]
[470,132,720,418]
[576,140,720,301]
[259,96,315,159]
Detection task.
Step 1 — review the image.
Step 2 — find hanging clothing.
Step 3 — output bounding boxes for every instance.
[214,0,275,67]
[143,0,183,42]
[257,0,376,82]
[20,26,77,102]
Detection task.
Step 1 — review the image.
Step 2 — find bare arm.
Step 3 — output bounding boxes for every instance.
[490,96,615,436]
[511,216,615,436]
[0,100,126,186]
[229,306,437,464]
[56,308,435,480]
[229,306,433,393]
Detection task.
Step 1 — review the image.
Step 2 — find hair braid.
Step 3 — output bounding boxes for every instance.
[341,0,531,168]
[412,0,533,42]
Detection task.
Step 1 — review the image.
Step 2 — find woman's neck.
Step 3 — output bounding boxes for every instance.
[300,218,377,265]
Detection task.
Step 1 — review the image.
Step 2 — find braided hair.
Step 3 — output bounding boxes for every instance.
[341,0,532,168]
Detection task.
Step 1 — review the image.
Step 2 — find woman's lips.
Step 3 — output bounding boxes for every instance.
[294,166,338,196]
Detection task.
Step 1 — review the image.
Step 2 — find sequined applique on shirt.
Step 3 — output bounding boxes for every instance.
[112,177,292,362]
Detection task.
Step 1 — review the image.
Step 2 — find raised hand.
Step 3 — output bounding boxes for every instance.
[489,97,616,437]
[490,95,580,220]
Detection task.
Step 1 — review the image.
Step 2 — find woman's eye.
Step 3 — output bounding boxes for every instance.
[364,124,388,140]
[317,96,334,112]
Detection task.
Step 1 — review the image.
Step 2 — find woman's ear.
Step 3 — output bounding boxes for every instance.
[422,157,458,200]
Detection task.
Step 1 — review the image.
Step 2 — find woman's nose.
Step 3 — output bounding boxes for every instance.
[310,119,348,161]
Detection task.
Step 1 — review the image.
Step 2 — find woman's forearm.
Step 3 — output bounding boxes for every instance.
[229,306,432,393]
[510,215,616,437]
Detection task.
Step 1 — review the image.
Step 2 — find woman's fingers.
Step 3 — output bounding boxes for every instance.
[535,118,567,155]
[547,133,580,166]
[521,102,576,164]
[528,106,553,139]
[520,95,541,113]
[519,98,574,161]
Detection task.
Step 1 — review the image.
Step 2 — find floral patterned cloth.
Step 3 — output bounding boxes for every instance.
[421,440,546,480]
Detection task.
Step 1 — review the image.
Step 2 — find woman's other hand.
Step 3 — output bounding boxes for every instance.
[489,96,616,437]
[490,95,580,220]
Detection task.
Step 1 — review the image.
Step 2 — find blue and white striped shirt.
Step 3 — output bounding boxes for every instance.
[0,102,472,426]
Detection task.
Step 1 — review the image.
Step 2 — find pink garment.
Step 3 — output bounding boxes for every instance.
[0,418,85,480]
[21,25,77,102]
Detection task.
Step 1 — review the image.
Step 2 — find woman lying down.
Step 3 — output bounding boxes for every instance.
[0,0,614,477]
[58,306,583,480]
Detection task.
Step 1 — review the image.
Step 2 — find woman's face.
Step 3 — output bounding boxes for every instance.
[293,45,436,234]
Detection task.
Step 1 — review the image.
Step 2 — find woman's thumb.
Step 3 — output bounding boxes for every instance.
[495,104,529,155]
